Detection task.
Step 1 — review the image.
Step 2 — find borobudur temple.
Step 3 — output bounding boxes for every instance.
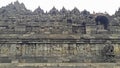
[0,1,120,64]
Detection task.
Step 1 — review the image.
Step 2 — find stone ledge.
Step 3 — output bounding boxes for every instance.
[0,63,120,68]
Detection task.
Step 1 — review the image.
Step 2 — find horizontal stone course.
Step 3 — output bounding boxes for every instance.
[0,63,120,68]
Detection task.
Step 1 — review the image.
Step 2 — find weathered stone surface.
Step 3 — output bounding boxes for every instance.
[0,1,120,64]
[0,63,120,68]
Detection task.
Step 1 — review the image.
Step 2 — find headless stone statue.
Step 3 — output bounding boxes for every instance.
[102,41,115,62]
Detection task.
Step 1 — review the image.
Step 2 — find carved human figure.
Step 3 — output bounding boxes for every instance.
[102,41,115,62]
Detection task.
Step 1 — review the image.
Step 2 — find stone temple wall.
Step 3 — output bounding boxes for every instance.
[0,38,120,63]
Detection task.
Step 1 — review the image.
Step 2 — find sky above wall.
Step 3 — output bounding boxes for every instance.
[0,0,120,15]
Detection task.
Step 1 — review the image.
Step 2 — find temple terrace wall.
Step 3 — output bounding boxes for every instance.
[0,38,120,63]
